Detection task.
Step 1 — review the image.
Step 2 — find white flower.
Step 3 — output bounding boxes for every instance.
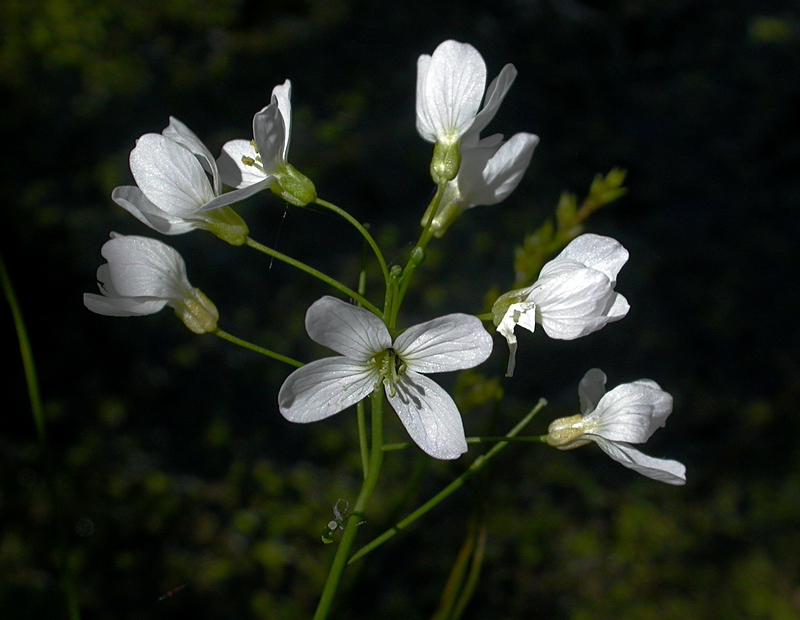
[426,131,539,236]
[83,233,219,334]
[112,117,257,245]
[416,40,517,183]
[494,234,630,376]
[278,296,494,460]
[546,369,686,485]
[216,80,316,207]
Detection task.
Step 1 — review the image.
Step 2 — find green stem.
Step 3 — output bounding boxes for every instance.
[2,252,82,620]
[244,236,381,316]
[356,400,369,479]
[313,390,387,619]
[314,198,390,289]
[388,184,446,328]
[1,252,46,444]
[382,435,547,452]
[213,328,303,367]
[348,398,547,565]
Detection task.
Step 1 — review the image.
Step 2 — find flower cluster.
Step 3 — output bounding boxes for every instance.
[86,81,315,322]
[84,38,685,484]
[416,40,539,235]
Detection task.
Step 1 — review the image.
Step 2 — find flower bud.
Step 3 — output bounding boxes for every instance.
[545,414,591,450]
[272,164,317,207]
[174,288,220,334]
[198,206,250,246]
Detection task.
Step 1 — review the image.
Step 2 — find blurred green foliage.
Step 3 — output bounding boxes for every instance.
[3,0,800,618]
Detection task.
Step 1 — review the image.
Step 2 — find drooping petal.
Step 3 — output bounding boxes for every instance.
[395,313,493,373]
[578,368,607,415]
[386,370,468,460]
[592,437,687,485]
[278,357,378,422]
[83,292,167,317]
[217,139,269,189]
[304,296,390,361]
[496,300,537,376]
[415,40,487,143]
[100,234,191,299]
[553,234,629,283]
[112,186,196,235]
[463,132,539,207]
[130,133,216,214]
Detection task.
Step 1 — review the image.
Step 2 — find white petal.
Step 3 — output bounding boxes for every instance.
[304,296,390,361]
[278,357,378,422]
[496,300,537,377]
[578,368,607,415]
[217,139,268,189]
[112,186,196,235]
[253,101,287,175]
[586,381,674,443]
[130,134,216,214]
[629,379,674,435]
[555,234,629,282]
[607,293,630,320]
[271,80,293,161]
[197,179,270,212]
[162,116,220,192]
[465,132,539,207]
[463,63,517,146]
[416,40,486,143]
[83,292,167,317]
[394,313,493,373]
[100,234,191,299]
[593,438,687,485]
[386,371,467,460]
[530,266,621,339]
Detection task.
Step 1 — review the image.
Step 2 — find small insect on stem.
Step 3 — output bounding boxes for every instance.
[321,499,351,544]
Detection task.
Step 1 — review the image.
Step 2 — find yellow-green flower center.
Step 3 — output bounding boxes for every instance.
[372,347,407,396]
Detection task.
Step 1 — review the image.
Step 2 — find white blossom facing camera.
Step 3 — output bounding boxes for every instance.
[83,233,219,334]
[112,117,258,245]
[546,369,686,485]
[493,234,630,376]
[416,40,518,183]
[278,296,494,460]
[216,80,316,207]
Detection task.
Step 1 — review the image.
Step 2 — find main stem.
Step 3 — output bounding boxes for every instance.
[313,390,386,619]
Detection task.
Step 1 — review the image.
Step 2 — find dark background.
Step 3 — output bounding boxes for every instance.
[3,0,799,618]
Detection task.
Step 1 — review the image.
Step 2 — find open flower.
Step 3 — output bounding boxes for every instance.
[425,131,539,236]
[83,233,219,334]
[493,234,630,376]
[546,369,686,485]
[216,80,316,207]
[112,118,256,245]
[278,296,493,459]
[416,40,517,183]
